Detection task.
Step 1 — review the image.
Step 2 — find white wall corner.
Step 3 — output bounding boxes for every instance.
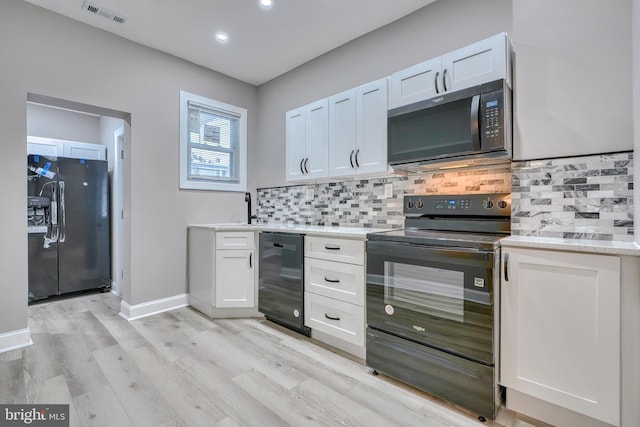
[119,294,189,321]
[0,328,33,354]
[633,0,640,245]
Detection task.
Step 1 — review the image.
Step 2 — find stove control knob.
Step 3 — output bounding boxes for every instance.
[417,199,424,208]
[498,200,508,209]
[483,200,494,209]
[407,199,415,209]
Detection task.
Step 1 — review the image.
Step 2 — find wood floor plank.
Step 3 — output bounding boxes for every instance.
[92,344,178,427]
[52,332,109,397]
[235,323,359,394]
[27,375,82,427]
[4,292,547,427]
[82,295,150,352]
[129,312,204,362]
[233,368,354,427]
[174,355,289,427]
[128,344,228,427]
[73,384,134,427]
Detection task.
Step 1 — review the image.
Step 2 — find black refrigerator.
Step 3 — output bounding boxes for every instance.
[27,154,111,302]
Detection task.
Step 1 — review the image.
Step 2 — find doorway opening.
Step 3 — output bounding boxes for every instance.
[26,93,131,302]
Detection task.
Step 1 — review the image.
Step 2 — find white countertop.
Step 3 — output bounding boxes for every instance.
[188,223,391,239]
[501,236,640,256]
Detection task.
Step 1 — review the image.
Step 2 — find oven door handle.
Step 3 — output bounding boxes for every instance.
[367,241,493,267]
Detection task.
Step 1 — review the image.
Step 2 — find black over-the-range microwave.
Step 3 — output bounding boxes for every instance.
[387,79,512,170]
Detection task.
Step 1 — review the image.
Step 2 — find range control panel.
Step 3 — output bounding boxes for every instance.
[404,193,511,217]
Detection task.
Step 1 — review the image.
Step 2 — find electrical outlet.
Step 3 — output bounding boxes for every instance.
[306,188,314,199]
[384,183,393,199]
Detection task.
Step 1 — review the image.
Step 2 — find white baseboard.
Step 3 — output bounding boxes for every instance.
[119,293,189,321]
[0,328,33,354]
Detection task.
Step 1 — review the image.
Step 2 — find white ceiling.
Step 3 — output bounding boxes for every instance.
[24,0,437,86]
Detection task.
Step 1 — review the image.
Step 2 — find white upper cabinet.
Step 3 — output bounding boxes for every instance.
[27,136,107,160]
[329,78,388,178]
[389,57,441,110]
[389,33,511,109]
[441,32,511,93]
[285,99,329,182]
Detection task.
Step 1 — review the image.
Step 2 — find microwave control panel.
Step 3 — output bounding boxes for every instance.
[404,193,511,217]
[480,89,505,149]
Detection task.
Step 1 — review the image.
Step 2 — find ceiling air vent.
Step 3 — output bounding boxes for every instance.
[81,1,127,24]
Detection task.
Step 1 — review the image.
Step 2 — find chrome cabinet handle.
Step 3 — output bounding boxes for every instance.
[273,242,283,248]
[324,245,340,251]
[349,150,355,168]
[324,313,340,321]
[355,149,360,168]
[299,158,305,174]
[249,253,252,268]
[324,277,340,284]
[304,158,310,174]
[434,71,440,94]
[504,252,509,282]
[443,68,449,92]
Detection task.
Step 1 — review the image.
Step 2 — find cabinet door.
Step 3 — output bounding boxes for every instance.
[442,33,509,93]
[355,78,388,175]
[501,248,620,426]
[285,106,306,182]
[328,89,357,177]
[304,98,329,179]
[215,249,254,308]
[389,57,441,109]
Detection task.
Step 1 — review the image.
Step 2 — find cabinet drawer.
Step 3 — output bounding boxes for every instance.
[305,236,364,265]
[304,293,364,347]
[305,258,364,306]
[216,231,255,250]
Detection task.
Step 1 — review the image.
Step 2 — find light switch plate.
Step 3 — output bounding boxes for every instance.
[384,183,393,199]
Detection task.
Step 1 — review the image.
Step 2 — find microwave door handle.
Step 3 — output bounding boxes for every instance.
[470,94,481,151]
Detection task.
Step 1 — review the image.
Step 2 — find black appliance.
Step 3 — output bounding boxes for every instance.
[388,79,511,170]
[27,154,111,302]
[258,232,310,336]
[366,193,510,420]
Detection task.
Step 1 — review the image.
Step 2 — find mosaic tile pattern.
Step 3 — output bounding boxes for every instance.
[256,165,512,228]
[511,152,634,242]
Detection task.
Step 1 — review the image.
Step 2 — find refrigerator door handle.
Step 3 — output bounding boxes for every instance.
[59,181,66,243]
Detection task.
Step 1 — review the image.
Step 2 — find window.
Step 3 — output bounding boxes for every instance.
[179,91,247,191]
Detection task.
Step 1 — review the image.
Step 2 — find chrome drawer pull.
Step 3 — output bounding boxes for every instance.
[324,313,340,321]
[324,277,340,284]
[324,245,340,250]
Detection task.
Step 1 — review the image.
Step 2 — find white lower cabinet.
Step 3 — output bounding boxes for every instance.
[188,228,259,318]
[304,236,366,358]
[501,247,621,426]
[305,293,364,346]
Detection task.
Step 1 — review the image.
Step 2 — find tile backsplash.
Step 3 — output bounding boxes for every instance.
[256,164,512,228]
[256,151,634,242]
[511,152,634,242]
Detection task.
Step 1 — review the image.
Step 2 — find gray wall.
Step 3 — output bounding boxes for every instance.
[511,0,633,160]
[255,0,513,188]
[0,0,258,335]
[634,0,640,246]
[27,104,101,144]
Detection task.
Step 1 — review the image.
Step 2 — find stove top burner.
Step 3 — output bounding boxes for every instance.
[367,193,511,250]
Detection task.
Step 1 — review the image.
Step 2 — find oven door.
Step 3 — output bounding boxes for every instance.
[366,240,495,365]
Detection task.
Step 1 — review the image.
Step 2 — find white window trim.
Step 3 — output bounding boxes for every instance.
[179,90,247,192]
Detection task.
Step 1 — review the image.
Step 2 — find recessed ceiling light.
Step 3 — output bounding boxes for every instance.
[215,31,229,43]
[259,0,273,9]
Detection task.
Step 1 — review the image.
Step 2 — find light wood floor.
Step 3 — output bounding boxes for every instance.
[0,293,547,427]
